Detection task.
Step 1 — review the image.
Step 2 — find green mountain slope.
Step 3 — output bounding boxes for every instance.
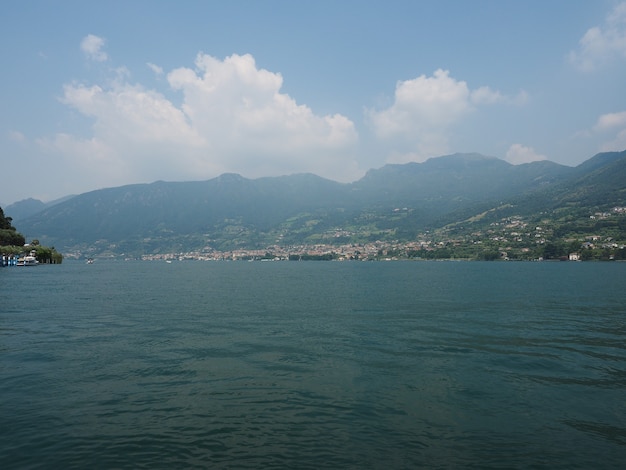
[14,151,625,257]
[6,195,76,221]
[551,149,626,208]
[489,149,626,219]
[353,153,570,205]
[18,173,351,252]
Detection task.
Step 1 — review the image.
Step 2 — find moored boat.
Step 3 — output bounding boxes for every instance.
[17,255,39,266]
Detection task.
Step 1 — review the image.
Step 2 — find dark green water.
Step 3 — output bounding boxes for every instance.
[1,260,625,469]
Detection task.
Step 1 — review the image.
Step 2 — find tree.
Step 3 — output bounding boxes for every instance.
[0,205,63,263]
[0,229,26,246]
[0,206,15,230]
[0,206,26,246]
[542,242,566,260]
[479,250,501,261]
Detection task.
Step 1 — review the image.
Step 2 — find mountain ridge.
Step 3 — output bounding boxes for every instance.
[9,151,626,257]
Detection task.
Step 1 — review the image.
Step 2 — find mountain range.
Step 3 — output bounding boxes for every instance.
[7,150,626,257]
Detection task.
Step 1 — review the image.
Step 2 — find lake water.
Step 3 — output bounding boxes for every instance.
[1,260,625,469]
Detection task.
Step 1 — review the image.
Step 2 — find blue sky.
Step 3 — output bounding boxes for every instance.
[2,0,626,205]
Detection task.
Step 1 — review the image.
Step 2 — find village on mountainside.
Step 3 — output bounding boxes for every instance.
[136,207,626,262]
[6,151,626,263]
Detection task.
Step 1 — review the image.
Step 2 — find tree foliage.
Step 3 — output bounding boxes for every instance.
[0,206,26,246]
[1,205,62,262]
[0,206,15,230]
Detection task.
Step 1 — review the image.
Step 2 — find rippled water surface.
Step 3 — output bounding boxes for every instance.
[1,260,625,468]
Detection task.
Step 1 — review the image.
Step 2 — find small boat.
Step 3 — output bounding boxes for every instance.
[17,255,39,266]
[86,258,94,264]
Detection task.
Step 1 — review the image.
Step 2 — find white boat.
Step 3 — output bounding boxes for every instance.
[17,255,39,266]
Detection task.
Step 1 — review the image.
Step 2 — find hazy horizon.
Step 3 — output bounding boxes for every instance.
[3,150,594,207]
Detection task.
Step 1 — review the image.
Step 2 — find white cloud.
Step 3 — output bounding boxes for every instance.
[367,69,526,163]
[471,87,529,106]
[80,34,108,62]
[505,144,547,165]
[592,110,626,151]
[147,62,163,76]
[569,2,626,71]
[40,52,360,188]
[166,53,358,176]
[470,86,504,105]
[38,134,117,175]
[60,83,203,144]
[368,69,470,139]
[593,110,626,131]
[7,130,25,142]
[600,128,626,151]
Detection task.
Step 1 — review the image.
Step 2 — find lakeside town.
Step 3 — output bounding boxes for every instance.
[128,207,626,262]
[6,204,625,264]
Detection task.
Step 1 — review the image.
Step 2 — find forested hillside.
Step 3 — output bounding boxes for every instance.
[9,150,626,260]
